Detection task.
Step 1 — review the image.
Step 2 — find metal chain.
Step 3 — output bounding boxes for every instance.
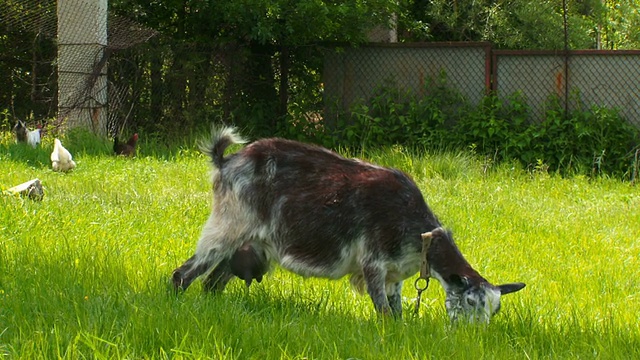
[413,232,433,316]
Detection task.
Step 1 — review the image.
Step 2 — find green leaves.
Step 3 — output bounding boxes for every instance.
[325,79,639,179]
[404,0,640,50]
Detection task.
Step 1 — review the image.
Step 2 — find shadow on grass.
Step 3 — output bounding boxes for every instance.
[160,280,640,358]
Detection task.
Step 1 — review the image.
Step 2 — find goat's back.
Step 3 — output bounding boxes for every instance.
[213,135,441,276]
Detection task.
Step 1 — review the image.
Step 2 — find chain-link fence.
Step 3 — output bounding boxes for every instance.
[1,0,322,138]
[323,42,490,127]
[0,0,157,136]
[2,0,640,139]
[324,44,640,127]
[493,50,640,125]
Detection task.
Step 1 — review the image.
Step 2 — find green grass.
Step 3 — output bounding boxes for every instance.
[1,131,639,359]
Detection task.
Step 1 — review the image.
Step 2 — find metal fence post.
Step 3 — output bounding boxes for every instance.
[57,0,109,135]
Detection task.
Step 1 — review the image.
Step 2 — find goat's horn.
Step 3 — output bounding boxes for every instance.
[421,232,433,240]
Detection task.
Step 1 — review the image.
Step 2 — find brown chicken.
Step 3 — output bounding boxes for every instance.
[113,133,138,156]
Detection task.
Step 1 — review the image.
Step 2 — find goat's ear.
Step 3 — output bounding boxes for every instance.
[449,274,471,289]
[497,282,526,295]
[421,227,445,240]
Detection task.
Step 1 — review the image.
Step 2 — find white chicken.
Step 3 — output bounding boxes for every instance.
[51,138,76,172]
[27,126,42,148]
[27,129,42,148]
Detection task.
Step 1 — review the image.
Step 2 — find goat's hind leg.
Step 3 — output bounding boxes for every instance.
[172,254,208,291]
[172,218,235,292]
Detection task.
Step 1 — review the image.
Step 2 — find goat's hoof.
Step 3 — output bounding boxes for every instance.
[171,270,185,292]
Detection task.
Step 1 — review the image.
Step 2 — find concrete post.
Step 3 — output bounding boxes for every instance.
[57,0,108,135]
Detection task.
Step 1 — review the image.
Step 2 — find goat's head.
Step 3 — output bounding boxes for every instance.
[423,229,526,323]
[443,275,525,323]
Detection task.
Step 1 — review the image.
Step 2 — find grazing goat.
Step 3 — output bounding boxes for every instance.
[172,127,525,322]
[13,120,27,143]
[13,120,42,147]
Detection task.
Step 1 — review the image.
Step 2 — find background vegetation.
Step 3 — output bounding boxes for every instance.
[2,1,640,356]
[3,0,640,144]
[1,130,639,358]
[335,82,640,179]
[406,0,640,50]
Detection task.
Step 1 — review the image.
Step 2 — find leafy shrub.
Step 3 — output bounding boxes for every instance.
[453,92,530,161]
[528,95,640,177]
[304,79,640,179]
[335,73,464,150]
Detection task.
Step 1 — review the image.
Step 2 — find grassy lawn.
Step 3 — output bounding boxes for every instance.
[1,131,639,359]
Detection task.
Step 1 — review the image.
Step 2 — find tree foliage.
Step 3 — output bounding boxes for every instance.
[2,0,640,139]
[401,0,640,50]
[105,0,399,137]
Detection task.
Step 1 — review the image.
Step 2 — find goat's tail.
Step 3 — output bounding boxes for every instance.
[201,126,247,169]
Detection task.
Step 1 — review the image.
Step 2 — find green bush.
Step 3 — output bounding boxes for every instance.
[309,80,640,179]
[453,92,530,161]
[523,95,640,177]
[336,74,465,150]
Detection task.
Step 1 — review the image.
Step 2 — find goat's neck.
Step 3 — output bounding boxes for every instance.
[427,237,486,292]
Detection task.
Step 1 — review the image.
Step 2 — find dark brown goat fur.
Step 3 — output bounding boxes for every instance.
[172,127,524,321]
[13,121,27,143]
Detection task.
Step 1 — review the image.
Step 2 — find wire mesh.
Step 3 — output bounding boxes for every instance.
[323,43,490,116]
[2,0,640,136]
[493,52,566,122]
[493,50,640,126]
[569,52,640,126]
[324,45,640,127]
[1,0,157,136]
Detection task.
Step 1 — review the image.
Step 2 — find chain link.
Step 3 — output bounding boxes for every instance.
[413,231,433,316]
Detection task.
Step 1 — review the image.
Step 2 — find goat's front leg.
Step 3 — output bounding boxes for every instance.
[172,246,223,292]
[172,255,207,291]
[362,262,391,315]
[386,281,403,318]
